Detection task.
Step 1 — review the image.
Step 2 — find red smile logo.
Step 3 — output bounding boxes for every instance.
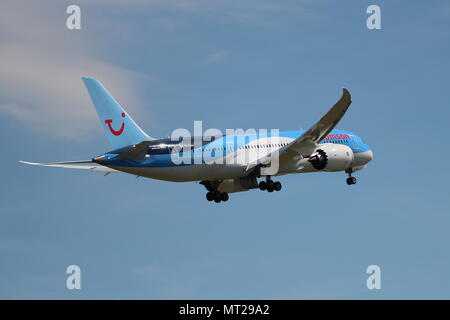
[105,112,126,136]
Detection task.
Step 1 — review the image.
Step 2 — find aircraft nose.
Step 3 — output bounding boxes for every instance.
[367,150,373,161]
[352,149,373,167]
[362,150,373,163]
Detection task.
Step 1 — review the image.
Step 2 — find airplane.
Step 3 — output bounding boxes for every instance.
[20,77,373,203]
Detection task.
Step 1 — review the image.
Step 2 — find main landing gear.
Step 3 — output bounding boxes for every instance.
[346,168,357,185]
[200,181,229,203]
[206,190,229,203]
[258,177,282,192]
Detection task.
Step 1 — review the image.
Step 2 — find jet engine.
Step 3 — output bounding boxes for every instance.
[308,143,354,172]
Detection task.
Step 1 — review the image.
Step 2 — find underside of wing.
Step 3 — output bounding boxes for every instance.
[246,88,352,172]
[19,160,118,173]
[288,88,352,156]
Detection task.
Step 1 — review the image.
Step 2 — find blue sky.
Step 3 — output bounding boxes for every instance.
[1,0,450,299]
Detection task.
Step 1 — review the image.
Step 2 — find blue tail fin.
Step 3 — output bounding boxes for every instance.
[82,77,151,149]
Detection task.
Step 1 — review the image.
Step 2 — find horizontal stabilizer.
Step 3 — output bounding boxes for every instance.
[19,160,118,173]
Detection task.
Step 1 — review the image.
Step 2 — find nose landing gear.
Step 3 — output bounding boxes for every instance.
[346,168,357,185]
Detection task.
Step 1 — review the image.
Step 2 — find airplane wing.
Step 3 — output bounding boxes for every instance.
[246,88,352,171]
[19,160,118,173]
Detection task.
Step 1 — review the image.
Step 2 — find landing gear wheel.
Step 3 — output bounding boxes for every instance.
[259,181,267,191]
[267,184,275,192]
[274,181,282,191]
[214,192,222,203]
[206,191,214,201]
[345,168,357,185]
[221,192,229,202]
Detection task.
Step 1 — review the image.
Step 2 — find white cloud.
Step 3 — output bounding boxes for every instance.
[0,0,320,140]
[0,1,151,140]
[203,50,230,64]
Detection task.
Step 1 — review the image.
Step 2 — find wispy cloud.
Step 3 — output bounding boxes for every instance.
[203,50,230,64]
[0,0,321,140]
[0,1,151,140]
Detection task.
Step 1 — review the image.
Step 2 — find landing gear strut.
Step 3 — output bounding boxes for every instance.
[346,168,357,185]
[259,176,282,192]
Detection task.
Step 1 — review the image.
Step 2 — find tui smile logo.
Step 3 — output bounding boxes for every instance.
[105,112,126,136]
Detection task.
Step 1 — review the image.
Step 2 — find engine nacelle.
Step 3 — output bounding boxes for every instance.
[308,143,354,172]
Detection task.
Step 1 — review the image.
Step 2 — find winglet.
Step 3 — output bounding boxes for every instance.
[342,88,351,104]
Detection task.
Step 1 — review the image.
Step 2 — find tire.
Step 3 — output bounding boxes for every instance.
[351,177,357,184]
[221,192,229,202]
[206,192,214,201]
[214,192,222,203]
[267,185,274,192]
[267,180,274,189]
[346,178,352,185]
[259,181,267,191]
[274,181,282,191]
